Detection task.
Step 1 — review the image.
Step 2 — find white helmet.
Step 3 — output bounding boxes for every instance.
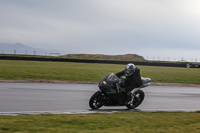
[124,63,136,76]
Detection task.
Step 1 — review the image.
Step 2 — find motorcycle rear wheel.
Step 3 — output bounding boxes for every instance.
[126,90,145,109]
[89,91,104,109]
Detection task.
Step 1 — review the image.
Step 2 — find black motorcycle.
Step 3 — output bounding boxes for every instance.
[89,73,151,109]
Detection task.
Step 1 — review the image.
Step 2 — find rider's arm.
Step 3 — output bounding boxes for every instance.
[115,70,125,78]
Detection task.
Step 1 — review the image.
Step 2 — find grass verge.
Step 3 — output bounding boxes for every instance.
[0,60,200,84]
[0,112,200,133]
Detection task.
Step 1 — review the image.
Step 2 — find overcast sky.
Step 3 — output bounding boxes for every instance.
[0,0,200,61]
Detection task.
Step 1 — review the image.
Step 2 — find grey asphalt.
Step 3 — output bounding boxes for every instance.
[0,83,200,115]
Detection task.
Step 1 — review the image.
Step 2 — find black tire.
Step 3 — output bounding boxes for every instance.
[89,91,105,109]
[126,90,145,109]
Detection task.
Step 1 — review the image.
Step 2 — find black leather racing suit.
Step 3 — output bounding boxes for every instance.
[115,67,142,93]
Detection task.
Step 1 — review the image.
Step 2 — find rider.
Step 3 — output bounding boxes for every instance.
[115,63,142,105]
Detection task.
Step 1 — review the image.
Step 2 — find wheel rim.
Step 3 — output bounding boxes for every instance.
[93,99,101,108]
[92,94,104,109]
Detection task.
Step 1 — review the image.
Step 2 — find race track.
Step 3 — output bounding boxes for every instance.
[0,83,200,115]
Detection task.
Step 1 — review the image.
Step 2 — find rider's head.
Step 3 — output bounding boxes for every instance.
[124,63,136,76]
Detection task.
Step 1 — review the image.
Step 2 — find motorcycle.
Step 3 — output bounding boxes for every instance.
[89,73,151,109]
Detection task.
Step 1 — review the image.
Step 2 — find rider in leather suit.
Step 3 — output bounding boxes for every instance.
[115,63,142,104]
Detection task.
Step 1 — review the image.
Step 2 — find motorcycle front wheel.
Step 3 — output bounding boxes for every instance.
[89,91,105,109]
[126,90,145,109]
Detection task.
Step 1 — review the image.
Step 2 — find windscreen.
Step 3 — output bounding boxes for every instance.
[106,73,119,83]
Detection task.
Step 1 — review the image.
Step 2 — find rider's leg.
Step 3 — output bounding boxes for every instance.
[125,91,134,105]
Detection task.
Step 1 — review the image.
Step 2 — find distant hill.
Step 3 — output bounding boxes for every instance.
[0,43,63,56]
[61,54,145,61]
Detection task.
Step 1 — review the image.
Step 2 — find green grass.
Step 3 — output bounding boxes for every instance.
[0,112,200,133]
[0,60,200,84]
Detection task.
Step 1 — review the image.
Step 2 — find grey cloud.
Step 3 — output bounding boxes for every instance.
[0,0,199,60]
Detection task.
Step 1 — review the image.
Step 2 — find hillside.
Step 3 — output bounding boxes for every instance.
[0,43,64,55]
[60,54,145,61]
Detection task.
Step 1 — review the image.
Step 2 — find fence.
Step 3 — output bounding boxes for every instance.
[0,55,199,68]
